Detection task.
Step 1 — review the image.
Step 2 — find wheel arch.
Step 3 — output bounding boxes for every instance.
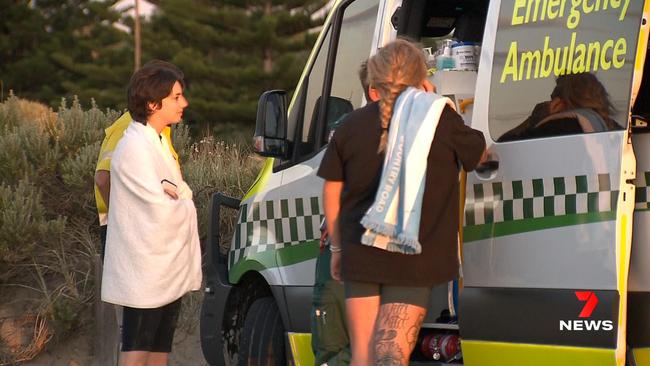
[204,269,291,366]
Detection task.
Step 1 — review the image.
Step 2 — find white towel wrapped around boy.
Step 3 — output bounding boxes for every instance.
[102,120,202,308]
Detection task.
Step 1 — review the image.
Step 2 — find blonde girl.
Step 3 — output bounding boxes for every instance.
[318,39,485,365]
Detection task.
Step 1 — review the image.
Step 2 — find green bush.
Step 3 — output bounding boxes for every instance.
[0,121,57,187]
[60,140,101,216]
[52,98,118,157]
[0,96,117,347]
[0,180,66,279]
[0,92,55,131]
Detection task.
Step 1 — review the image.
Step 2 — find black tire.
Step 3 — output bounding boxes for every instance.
[238,297,286,366]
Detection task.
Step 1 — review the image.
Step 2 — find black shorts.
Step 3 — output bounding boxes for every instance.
[121,298,182,353]
[344,281,431,308]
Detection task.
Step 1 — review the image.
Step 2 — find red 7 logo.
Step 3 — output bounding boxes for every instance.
[575,291,598,318]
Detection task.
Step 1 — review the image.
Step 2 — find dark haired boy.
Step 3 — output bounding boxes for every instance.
[94,60,183,259]
[101,62,201,366]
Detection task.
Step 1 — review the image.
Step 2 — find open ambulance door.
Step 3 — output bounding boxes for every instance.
[629,2,650,366]
[459,1,644,365]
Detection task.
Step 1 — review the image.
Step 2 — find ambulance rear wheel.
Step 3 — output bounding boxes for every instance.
[238,297,285,365]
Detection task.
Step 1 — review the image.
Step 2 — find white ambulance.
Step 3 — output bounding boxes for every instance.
[200,0,650,365]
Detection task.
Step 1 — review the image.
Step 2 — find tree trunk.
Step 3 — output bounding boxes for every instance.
[134,0,141,71]
[263,0,273,73]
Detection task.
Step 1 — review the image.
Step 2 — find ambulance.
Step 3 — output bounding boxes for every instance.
[200,0,650,365]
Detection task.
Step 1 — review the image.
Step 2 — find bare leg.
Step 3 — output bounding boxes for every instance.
[146,352,169,366]
[346,295,380,366]
[119,351,148,366]
[372,303,426,366]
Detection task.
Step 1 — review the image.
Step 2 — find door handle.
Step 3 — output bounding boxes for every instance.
[475,160,499,174]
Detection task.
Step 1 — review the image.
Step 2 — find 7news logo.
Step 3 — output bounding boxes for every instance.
[559,291,613,331]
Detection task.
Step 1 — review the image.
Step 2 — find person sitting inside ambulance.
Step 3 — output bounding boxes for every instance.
[498,72,622,142]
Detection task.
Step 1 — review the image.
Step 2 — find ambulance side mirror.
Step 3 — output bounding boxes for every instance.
[254,90,289,159]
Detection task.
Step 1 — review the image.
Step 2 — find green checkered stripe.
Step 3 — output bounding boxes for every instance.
[464,174,619,226]
[230,197,324,266]
[635,171,650,210]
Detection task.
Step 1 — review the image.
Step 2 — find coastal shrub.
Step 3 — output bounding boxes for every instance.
[0,180,66,280]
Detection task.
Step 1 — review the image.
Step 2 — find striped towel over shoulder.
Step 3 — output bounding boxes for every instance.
[360,87,455,254]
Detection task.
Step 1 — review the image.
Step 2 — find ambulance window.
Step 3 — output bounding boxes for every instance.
[292,0,378,160]
[489,0,642,143]
[294,29,332,158]
[325,0,379,133]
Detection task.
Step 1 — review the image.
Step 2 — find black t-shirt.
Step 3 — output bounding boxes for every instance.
[317,101,485,286]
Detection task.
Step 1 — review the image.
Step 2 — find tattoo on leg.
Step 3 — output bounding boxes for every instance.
[374,341,404,366]
[379,303,409,329]
[374,304,412,366]
[406,313,424,350]
[375,329,397,342]
[375,303,426,365]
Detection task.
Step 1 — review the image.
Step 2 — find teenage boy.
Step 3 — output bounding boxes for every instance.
[101,62,201,366]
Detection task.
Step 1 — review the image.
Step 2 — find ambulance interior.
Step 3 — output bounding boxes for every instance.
[392,0,489,362]
[398,0,488,131]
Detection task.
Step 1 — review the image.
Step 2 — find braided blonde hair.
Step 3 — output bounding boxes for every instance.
[367,38,427,153]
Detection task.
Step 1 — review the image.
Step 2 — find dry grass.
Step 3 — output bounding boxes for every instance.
[0,314,53,365]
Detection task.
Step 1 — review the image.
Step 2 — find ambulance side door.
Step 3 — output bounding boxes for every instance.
[460,0,642,364]
[263,0,380,331]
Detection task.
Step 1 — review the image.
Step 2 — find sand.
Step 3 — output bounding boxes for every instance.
[22,294,209,366]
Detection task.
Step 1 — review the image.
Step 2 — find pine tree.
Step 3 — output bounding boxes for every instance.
[36,0,133,110]
[0,1,58,103]
[0,1,132,110]
[143,0,326,131]
[0,0,326,133]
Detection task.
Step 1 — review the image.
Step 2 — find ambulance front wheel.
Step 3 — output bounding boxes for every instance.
[238,297,286,365]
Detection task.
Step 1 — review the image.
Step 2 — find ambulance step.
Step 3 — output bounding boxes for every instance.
[421,322,459,330]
